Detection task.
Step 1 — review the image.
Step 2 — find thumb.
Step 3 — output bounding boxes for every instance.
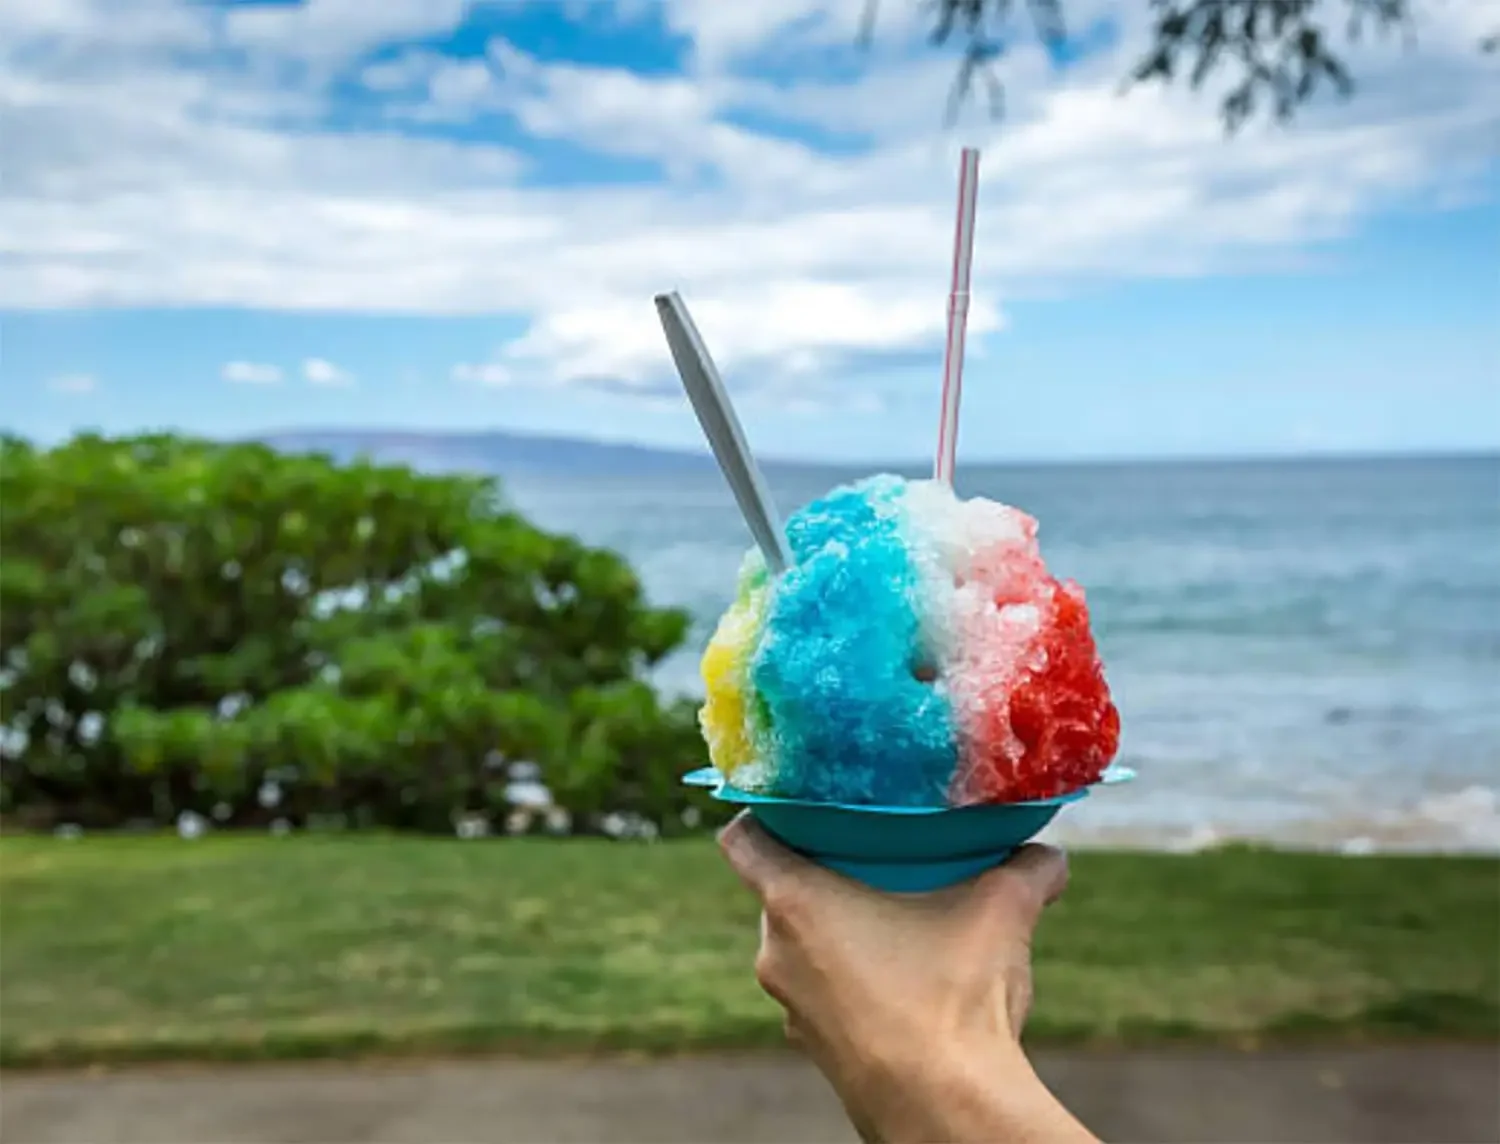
[718,812,811,899]
[975,842,1070,926]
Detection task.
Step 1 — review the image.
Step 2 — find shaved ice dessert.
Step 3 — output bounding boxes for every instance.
[699,474,1119,809]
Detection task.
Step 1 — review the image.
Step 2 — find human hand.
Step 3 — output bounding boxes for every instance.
[719,814,1096,1144]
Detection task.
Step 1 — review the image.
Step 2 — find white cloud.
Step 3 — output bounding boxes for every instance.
[498,277,1004,388]
[222,0,471,64]
[303,357,354,386]
[664,0,846,67]
[453,361,514,387]
[48,372,97,394]
[1,1,1496,404]
[659,0,925,70]
[222,360,282,385]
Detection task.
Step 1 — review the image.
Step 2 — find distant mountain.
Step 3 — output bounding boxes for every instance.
[259,429,1494,478]
[261,429,722,478]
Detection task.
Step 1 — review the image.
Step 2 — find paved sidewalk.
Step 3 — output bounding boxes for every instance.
[3,1045,1497,1143]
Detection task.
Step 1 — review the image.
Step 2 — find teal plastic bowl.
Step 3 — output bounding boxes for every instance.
[684,766,1135,893]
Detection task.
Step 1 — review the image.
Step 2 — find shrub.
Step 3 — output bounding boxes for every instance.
[0,432,723,836]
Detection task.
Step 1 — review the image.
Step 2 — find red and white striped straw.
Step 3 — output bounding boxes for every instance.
[933,147,981,486]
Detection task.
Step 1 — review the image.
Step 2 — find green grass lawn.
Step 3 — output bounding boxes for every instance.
[0,835,1495,1067]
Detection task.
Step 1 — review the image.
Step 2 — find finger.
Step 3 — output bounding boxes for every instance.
[1005,972,1034,1036]
[979,843,1069,923]
[718,812,809,898]
[782,1013,806,1050]
[1007,843,1070,906]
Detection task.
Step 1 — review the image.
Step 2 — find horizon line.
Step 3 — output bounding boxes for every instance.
[6,424,1497,469]
[255,427,1500,470]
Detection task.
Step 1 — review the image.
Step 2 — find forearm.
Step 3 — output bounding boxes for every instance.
[860,1043,1099,1144]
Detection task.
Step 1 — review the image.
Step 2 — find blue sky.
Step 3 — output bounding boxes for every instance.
[4,0,1498,462]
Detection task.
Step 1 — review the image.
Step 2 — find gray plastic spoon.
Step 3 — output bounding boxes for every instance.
[655,291,791,575]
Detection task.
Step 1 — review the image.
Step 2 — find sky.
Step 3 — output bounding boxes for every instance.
[4,0,1498,463]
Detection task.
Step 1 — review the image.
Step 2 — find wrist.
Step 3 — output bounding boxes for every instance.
[864,1038,1093,1144]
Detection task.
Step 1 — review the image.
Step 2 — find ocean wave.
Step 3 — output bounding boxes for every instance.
[1039,784,1500,854]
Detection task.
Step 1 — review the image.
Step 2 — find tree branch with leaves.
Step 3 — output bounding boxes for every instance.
[864,0,1494,130]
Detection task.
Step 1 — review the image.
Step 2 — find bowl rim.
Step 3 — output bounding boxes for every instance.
[683,764,1135,815]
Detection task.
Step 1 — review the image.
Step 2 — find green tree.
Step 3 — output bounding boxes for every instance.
[866,0,1495,130]
[0,433,721,836]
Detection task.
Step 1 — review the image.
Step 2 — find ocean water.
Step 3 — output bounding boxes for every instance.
[504,455,1500,853]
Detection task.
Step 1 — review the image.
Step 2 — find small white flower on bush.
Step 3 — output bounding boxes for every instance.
[453,813,490,840]
[504,809,532,836]
[504,780,551,809]
[600,812,658,841]
[176,810,207,840]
